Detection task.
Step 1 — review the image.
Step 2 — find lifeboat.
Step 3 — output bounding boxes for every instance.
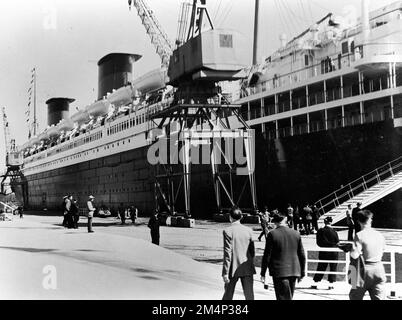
[47,125,59,138]
[132,68,167,94]
[38,130,50,142]
[30,136,40,145]
[71,109,91,125]
[106,85,135,107]
[85,99,111,117]
[56,118,74,132]
[20,141,31,151]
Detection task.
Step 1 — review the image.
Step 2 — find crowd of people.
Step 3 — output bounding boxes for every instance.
[61,195,139,233]
[257,203,321,241]
[222,203,387,301]
[59,195,387,300]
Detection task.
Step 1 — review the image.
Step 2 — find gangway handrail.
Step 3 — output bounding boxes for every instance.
[0,201,15,221]
[0,201,15,212]
[315,156,402,216]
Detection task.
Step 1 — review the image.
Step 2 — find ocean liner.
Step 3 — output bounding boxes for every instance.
[13,0,402,226]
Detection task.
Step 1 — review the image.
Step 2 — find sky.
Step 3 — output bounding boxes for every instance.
[0,0,396,169]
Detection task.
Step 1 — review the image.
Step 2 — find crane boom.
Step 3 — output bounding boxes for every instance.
[2,107,11,154]
[128,0,174,68]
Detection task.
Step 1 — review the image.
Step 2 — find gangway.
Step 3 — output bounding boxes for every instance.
[315,156,402,227]
[0,201,15,221]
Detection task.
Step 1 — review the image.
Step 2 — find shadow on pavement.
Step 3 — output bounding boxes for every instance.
[0,246,56,253]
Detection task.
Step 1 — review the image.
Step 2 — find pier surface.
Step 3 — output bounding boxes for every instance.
[1,213,401,300]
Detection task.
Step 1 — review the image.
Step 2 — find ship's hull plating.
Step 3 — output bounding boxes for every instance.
[16,120,402,228]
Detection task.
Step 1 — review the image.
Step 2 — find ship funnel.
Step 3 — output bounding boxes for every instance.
[361,0,370,41]
[97,53,142,100]
[46,97,75,127]
[279,33,287,48]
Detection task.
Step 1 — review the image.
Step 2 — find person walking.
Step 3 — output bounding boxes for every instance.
[349,210,386,300]
[352,202,363,234]
[148,211,160,245]
[18,206,24,219]
[70,199,79,229]
[293,206,300,231]
[222,206,256,300]
[86,195,95,233]
[346,204,354,241]
[287,204,294,229]
[257,210,270,241]
[261,212,306,300]
[61,195,68,227]
[118,203,126,225]
[66,195,74,229]
[312,217,339,289]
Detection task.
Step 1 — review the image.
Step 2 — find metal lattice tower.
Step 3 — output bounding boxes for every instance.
[128,0,174,68]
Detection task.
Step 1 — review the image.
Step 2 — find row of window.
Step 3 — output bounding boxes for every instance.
[260,96,401,140]
[107,114,147,136]
[243,71,400,121]
[24,137,134,175]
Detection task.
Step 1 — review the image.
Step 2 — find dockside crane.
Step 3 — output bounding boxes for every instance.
[128,0,174,69]
[128,0,258,220]
[1,107,27,205]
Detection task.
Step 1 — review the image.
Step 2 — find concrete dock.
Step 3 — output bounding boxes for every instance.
[0,213,401,300]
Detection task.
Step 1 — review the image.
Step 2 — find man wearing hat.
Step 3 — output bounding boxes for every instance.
[222,206,256,300]
[261,212,306,300]
[86,195,95,233]
[312,217,339,289]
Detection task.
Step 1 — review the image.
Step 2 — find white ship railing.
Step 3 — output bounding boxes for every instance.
[305,247,399,296]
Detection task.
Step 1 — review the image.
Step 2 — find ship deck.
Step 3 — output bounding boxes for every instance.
[0,212,401,300]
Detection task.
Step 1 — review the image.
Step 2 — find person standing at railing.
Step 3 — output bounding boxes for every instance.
[346,204,354,241]
[349,210,386,300]
[311,217,339,290]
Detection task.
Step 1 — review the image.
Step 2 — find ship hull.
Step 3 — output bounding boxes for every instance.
[252,119,402,229]
[18,120,402,228]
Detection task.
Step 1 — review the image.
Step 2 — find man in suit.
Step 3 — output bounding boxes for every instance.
[312,217,339,289]
[148,211,161,245]
[260,212,306,300]
[346,204,354,241]
[222,206,256,300]
[352,202,363,234]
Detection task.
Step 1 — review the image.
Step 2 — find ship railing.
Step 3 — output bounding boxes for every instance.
[248,52,356,96]
[315,155,402,217]
[271,111,386,139]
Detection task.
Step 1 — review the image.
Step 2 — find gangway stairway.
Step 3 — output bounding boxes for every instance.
[315,156,402,227]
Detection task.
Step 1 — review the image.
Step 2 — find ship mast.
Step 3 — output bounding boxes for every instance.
[27,67,38,138]
[33,67,38,136]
